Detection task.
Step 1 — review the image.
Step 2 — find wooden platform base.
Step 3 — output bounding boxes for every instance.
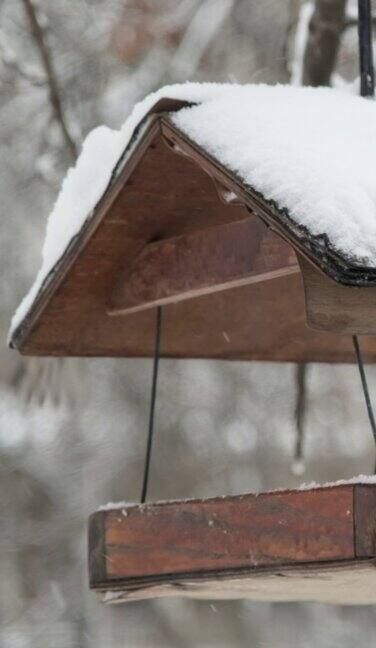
[97,561,376,605]
[89,484,376,605]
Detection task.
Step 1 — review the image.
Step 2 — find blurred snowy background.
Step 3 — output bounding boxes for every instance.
[2,1,376,646]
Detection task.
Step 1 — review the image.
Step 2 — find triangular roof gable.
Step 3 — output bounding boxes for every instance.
[9,100,301,359]
[9,88,376,359]
[9,97,192,347]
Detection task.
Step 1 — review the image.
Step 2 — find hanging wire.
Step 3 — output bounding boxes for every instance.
[352,336,376,469]
[354,2,376,471]
[140,306,162,503]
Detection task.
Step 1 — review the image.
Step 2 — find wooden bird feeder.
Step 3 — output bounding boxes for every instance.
[9,5,376,603]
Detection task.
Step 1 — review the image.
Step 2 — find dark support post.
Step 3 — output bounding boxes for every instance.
[352,337,376,468]
[358,0,375,96]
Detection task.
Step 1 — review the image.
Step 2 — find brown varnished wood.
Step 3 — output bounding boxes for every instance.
[90,487,355,584]
[109,217,298,314]
[17,279,376,363]
[354,485,376,557]
[88,510,106,587]
[299,255,376,335]
[12,115,376,360]
[87,485,376,603]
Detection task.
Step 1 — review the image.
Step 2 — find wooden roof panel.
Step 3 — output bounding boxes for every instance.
[10,106,376,359]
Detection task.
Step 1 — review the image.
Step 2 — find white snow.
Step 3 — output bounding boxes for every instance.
[97,475,376,511]
[10,82,376,338]
[102,591,124,603]
[295,474,376,490]
[172,84,376,265]
[97,501,137,511]
[290,458,306,477]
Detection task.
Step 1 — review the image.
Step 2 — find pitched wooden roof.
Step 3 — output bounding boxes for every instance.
[9,92,376,360]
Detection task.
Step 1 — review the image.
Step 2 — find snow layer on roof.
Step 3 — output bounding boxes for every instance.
[172,84,376,265]
[9,82,376,339]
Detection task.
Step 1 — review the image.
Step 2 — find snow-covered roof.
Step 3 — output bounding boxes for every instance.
[9,82,376,340]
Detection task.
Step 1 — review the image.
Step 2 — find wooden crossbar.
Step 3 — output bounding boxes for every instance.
[109,217,298,315]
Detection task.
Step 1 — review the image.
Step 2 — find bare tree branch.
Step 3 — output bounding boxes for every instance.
[302,0,347,86]
[21,0,78,159]
[294,363,307,459]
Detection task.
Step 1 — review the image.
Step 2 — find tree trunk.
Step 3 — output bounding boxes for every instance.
[302,0,347,86]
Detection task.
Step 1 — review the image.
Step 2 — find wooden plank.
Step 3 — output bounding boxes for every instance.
[109,217,298,314]
[88,510,106,587]
[354,484,376,557]
[299,255,376,335]
[89,486,363,603]
[97,561,376,605]
[103,489,355,578]
[89,485,376,604]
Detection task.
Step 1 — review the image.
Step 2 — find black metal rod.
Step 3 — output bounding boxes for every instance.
[352,336,376,471]
[356,2,375,471]
[141,306,162,503]
[358,0,375,97]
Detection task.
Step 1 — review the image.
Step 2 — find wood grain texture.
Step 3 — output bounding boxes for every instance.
[90,488,360,584]
[299,255,376,335]
[104,488,354,576]
[89,484,376,603]
[110,217,298,314]
[354,485,376,557]
[11,115,376,360]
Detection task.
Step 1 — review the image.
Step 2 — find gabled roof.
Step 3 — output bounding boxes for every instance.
[9,83,376,360]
